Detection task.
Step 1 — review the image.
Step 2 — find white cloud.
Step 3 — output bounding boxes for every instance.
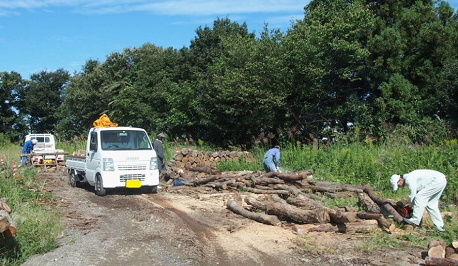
[0,0,307,16]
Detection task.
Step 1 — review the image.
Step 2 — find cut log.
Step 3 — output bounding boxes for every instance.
[446,247,456,258]
[326,208,357,223]
[452,240,458,249]
[425,256,458,265]
[245,196,330,224]
[293,220,381,234]
[305,181,364,193]
[429,240,447,249]
[0,216,10,233]
[358,192,381,213]
[226,199,280,226]
[0,198,11,213]
[190,175,220,186]
[357,212,392,229]
[286,194,324,209]
[189,165,222,175]
[428,240,447,259]
[245,177,285,186]
[363,185,404,223]
[263,169,313,181]
[246,188,290,195]
[0,210,16,237]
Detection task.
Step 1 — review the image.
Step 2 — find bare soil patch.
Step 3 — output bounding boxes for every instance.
[20,169,425,266]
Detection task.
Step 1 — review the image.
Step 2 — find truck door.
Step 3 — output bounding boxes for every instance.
[85,131,99,184]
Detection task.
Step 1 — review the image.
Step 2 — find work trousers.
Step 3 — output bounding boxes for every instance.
[263,157,277,172]
[408,175,447,229]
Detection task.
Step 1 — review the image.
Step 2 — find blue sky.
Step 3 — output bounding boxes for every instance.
[1,0,457,79]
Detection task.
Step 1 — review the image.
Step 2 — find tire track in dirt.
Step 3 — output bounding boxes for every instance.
[143,193,293,266]
[142,194,234,266]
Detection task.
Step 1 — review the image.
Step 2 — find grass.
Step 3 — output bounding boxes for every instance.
[216,140,458,251]
[1,138,458,263]
[0,144,63,266]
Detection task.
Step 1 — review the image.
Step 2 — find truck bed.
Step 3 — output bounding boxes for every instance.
[66,156,86,172]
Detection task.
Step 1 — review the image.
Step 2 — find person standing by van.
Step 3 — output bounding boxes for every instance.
[21,139,38,165]
[153,133,166,171]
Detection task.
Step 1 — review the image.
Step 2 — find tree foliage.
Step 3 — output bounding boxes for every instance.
[2,2,458,147]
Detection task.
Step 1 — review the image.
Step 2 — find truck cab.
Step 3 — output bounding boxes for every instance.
[83,126,159,195]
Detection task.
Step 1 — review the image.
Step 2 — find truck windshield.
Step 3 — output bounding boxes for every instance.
[101,130,153,151]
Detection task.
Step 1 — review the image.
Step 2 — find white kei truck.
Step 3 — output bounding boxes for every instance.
[24,134,65,165]
[65,126,160,196]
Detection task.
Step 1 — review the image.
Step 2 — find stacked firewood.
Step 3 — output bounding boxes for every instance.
[72,150,86,157]
[168,148,253,169]
[0,198,17,239]
[162,163,411,234]
[425,240,458,265]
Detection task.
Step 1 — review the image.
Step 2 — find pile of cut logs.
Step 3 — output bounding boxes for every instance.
[425,239,458,265]
[168,148,253,169]
[0,198,17,239]
[163,158,411,234]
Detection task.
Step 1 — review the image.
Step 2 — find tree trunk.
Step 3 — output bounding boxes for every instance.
[245,196,330,224]
[357,212,392,229]
[293,220,381,234]
[363,185,404,223]
[226,199,281,226]
[425,256,458,265]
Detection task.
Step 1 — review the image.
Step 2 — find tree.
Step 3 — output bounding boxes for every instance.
[283,0,375,142]
[16,69,69,134]
[0,71,27,142]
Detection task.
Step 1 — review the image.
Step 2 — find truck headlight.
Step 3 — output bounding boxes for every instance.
[150,157,158,170]
[103,158,115,171]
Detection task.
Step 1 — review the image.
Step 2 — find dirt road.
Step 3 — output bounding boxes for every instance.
[21,170,424,266]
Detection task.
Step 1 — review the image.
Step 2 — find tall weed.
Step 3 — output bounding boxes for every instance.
[216,141,458,204]
[0,144,63,266]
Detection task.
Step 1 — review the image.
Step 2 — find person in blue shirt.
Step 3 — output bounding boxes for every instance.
[21,139,38,165]
[263,145,281,172]
[390,169,447,232]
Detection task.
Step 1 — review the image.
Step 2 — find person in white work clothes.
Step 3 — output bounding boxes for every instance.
[390,169,447,231]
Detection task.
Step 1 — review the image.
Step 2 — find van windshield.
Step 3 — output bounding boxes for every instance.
[100,130,153,151]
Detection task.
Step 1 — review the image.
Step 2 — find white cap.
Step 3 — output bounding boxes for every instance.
[31,139,38,144]
[390,174,401,191]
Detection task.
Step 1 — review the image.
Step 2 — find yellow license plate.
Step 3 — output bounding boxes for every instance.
[45,159,53,163]
[126,180,141,188]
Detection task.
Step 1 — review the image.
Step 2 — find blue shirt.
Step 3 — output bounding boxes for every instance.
[22,140,35,154]
[264,148,281,167]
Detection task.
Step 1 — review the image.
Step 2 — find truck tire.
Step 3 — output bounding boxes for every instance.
[95,175,107,196]
[143,185,158,194]
[68,171,78,188]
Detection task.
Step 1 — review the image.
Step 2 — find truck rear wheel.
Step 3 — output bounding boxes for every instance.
[68,171,78,187]
[95,175,107,196]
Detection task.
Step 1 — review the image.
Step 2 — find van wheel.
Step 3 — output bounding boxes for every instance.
[68,171,78,187]
[142,185,158,194]
[95,175,107,196]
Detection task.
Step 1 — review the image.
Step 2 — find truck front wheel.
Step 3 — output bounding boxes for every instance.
[95,175,107,196]
[142,185,158,194]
